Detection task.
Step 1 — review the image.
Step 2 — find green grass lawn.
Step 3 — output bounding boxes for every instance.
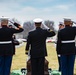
[11,42,76,74]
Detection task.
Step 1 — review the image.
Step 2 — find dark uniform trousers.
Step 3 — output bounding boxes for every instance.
[31,57,45,75]
[26,58,49,75]
[60,55,75,75]
[0,56,12,75]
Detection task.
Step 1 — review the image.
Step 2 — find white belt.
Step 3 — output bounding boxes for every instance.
[0,41,12,44]
[61,40,75,43]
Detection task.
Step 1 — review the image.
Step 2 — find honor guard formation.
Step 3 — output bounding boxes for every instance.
[0,17,76,75]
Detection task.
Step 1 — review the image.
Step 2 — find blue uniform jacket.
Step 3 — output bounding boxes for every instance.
[0,25,23,55]
[56,26,76,55]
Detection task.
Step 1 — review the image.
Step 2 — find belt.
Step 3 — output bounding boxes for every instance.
[61,40,75,43]
[0,41,12,44]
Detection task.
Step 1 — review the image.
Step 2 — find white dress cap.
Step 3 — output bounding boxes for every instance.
[0,17,9,21]
[33,18,43,23]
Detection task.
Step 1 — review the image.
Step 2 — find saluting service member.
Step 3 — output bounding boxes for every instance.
[56,19,76,75]
[25,18,56,75]
[0,17,23,75]
[58,22,64,30]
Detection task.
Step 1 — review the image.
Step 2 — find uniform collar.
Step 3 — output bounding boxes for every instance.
[36,27,41,29]
[2,25,7,27]
[65,25,71,27]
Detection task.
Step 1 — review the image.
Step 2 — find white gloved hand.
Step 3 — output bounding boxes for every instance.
[58,55,61,57]
[41,22,50,30]
[9,18,20,24]
[73,21,76,24]
[8,18,15,24]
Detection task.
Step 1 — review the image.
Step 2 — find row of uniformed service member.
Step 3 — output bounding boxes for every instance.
[0,18,24,75]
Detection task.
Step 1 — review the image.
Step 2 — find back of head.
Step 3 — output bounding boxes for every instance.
[64,18,72,26]
[0,17,9,27]
[59,22,64,29]
[33,18,43,27]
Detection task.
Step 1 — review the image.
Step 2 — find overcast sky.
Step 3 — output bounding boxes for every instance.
[0,0,76,29]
